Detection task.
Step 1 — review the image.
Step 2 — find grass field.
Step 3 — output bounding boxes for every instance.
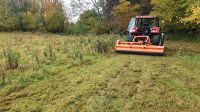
[0,32,200,112]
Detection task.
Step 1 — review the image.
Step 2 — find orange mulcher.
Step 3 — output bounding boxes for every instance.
[115,16,165,55]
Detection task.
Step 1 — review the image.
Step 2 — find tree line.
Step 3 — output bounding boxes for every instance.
[0,0,199,34]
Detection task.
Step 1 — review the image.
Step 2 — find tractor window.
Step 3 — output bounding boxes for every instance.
[128,18,136,30]
[137,18,159,27]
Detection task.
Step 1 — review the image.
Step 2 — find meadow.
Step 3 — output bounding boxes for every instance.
[0,32,200,112]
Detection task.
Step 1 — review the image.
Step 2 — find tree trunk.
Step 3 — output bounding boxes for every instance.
[39,13,48,31]
[18,14,24,31]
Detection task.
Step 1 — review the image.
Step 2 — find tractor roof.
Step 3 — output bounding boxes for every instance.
[136,16,157,19]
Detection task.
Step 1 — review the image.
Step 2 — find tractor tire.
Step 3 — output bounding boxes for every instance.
[128,33,134,42]
[159,33,164,46]
[152,34,160,45]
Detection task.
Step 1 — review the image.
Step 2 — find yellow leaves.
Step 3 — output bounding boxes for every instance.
[45,0,62,11]
[114,0,140,15]
[151,0,177,22]
[113,0,140,32]
[114,0,131,13]
[181,6,200,24]
[26,11,33,16]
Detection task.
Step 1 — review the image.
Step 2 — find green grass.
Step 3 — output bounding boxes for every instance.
[166,34,200,43]
[0,32,200,111]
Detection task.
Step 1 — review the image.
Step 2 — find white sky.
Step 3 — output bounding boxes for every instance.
[63,0,71,5]
[62,0,92,5]
[62,0,94,22]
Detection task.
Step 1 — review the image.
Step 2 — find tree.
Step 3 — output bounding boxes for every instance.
[151,0,188,32]
[113,0,140,32]
[140,0,152,15]
[78,9,103,34]
[179,0,200,33]
[0,0,8,30]
[46,9,66,33]
[90,0,119,20]
[0,0,68,32]
[181,1,200,25]
[71,0,91,14]
[182,6,200,24]
[0,0,34,31]
[31,0,65,31]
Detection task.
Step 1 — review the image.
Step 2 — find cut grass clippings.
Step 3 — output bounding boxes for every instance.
[0,32,200,111]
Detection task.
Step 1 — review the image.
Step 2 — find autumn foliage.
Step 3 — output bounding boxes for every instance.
[0,0,199,34]
[113,0,140,32]
[0,0,66,32]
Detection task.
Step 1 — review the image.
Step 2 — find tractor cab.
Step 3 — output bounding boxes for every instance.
[128,16,160,35]
[128,16,163,46]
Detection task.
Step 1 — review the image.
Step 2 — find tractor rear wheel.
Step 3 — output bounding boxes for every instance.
[128,33,134,42]
[159,33,164,46]
[152,34,160,45]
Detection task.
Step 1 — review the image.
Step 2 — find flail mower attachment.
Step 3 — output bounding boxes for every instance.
[115,36,165,55]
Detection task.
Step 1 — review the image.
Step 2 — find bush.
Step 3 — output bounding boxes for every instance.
[46,10,66,33]
[93,39,110,54]
[65,23,89,35]
[3,17,19,31]
[65,9,105,35]
[166,34,200,43]
[23,14,40,31]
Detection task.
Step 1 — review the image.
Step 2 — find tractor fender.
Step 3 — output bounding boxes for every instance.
[151,27,161,33]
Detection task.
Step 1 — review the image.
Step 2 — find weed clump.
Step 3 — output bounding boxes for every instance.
[93,39,110,54]
[72,50,84,62]
[31,49,41,69]
[176,48,200,62]
[0,67,6,87]
[3,46,20,69]
[43,44,56,61]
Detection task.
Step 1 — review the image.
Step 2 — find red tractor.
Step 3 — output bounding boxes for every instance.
[115,16,165,55]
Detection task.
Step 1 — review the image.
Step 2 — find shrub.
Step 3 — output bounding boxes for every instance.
[93,39,110,54]
[4,17,19,31]
[65,23,89,35]
[68,45,84,63]
[46,10,66,33]
[23,14,40,31]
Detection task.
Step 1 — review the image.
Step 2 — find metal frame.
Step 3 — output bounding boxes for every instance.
[115,36,165,54]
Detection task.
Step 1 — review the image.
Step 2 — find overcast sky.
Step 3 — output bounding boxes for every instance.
[62,0,71,5]
[62,0,93,22]
[62,0,92,5]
